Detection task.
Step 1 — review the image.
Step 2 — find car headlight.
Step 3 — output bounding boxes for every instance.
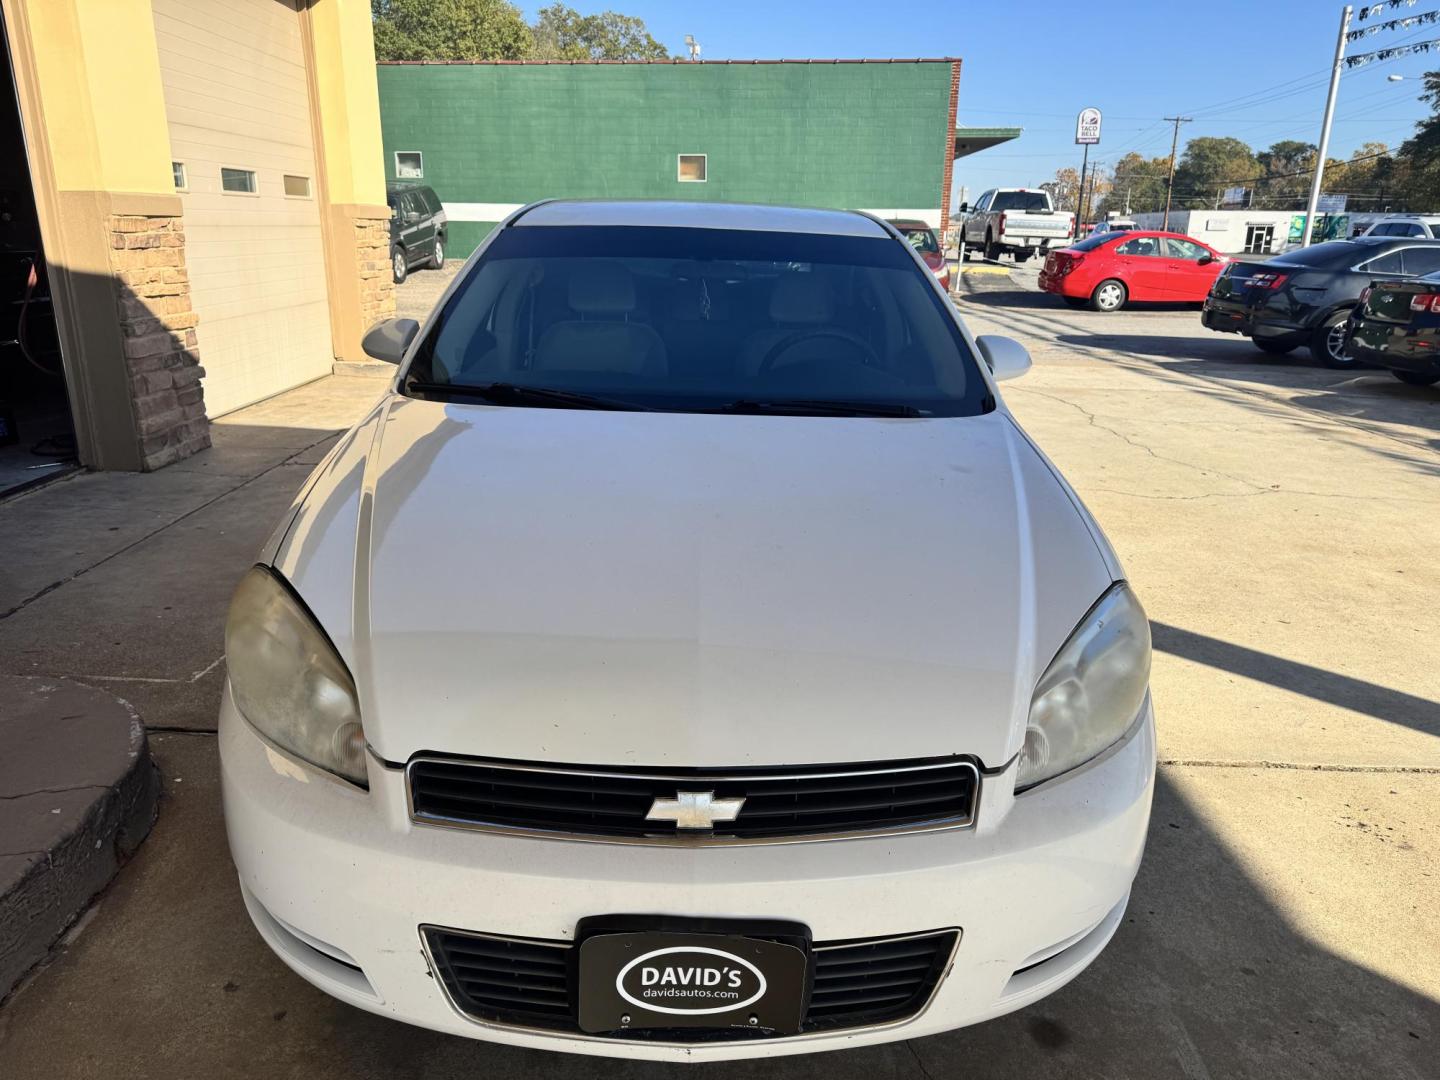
[225,566,368,786]
[1016,583,1151,791]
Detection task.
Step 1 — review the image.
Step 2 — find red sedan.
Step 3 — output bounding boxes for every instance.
[1038,230,1227,312]
[888,218,951,291]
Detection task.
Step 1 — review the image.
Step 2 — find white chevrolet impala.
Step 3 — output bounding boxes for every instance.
[221,200,1155,1061]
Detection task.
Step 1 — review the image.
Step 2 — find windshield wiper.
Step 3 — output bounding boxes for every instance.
[405,380,652,412]
[716,398,927,418]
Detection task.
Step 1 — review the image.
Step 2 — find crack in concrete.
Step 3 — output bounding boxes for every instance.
[0,437,335,623]
[905,1040,940,1080]
[1160,759,1440,774]
[1010,385,1273,493]
[0,784,109,802]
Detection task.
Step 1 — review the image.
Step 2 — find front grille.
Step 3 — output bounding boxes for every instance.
[423,926,958,1039]
[407,756,979,842]
[426,930,573,1031]
[806,931,957,1029]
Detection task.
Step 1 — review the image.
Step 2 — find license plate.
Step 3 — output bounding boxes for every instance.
[578,931,809,1035]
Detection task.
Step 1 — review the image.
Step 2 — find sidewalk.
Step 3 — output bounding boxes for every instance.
[0,375,385,999]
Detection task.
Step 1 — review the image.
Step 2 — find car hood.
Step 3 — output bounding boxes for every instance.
[274,396,1116,769]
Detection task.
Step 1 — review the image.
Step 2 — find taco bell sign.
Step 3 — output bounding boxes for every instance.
[1076,108,1102,145]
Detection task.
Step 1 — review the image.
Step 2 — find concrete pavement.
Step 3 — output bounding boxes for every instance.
[0,273,1434,1077]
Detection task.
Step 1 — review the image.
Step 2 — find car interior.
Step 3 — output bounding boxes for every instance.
[420,255,975,405]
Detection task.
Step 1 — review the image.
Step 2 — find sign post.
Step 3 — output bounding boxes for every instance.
[1075,108,1102,236]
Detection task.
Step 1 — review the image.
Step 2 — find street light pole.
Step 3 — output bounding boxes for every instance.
[1161,115,1190,231]
[1302,5,1353,246]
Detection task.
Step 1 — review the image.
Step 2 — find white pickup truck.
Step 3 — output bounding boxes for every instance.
[958,188,1075,262]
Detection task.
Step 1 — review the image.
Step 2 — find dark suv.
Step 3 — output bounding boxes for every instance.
[387,183,447,284]
[1201,236,1440,367]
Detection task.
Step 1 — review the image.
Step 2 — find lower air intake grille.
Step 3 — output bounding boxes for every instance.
[426,929,573,1031]
[407,756,979,842]
[423,926,958,1039]
[806,930,957,1030]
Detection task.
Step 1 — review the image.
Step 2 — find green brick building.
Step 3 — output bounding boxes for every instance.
[376,58,1017,257]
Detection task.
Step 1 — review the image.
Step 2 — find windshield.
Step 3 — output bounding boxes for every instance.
[990,191,1051,212]
[404,225,990,417]
[898,227,939,253]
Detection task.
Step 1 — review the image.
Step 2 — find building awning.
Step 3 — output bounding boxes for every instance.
[954,127,1020,159]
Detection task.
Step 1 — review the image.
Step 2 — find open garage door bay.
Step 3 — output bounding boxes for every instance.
[153,0,332,417]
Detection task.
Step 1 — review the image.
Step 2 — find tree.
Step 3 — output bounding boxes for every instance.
[1253,139,1316,208]
[1170,137,1259,210]
[1040,167,1082,214]
[372,0,532,61]
[1395,70,1440,209]
[530,4,670,60]
[1100,151,1171,215]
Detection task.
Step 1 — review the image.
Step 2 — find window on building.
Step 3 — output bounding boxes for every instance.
[172,162,187,191]
[677,154,707,182]
[283,174,311,198]
[221,167,257,194]
[395,151,423,179]
[1243,224,1275,254]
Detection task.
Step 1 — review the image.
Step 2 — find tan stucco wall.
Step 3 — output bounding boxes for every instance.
[22,0,174,196]
[303,0,394,364]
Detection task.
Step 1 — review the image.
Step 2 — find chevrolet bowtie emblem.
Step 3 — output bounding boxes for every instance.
[646,791,746,830]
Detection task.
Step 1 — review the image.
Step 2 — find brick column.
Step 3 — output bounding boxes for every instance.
[940,60,961,237]
[107,213,210,469]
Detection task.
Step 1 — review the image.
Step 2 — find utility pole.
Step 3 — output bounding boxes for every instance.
[1302,5,1353,246]
[1161,116,1191,231]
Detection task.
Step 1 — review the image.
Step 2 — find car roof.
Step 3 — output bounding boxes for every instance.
[516,200,890,237]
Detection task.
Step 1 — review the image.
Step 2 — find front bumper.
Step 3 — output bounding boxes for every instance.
[220,688,1155,1061]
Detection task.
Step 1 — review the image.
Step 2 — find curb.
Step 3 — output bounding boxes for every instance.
[0,677,161,1002]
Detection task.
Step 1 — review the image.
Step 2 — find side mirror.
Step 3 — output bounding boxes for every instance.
[957,202,970,213]
[975,334,1032,382]
[361,317,420,364]
[1198,253,1215,265]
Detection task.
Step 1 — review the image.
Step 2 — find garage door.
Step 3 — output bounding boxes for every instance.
[153,0,332,417]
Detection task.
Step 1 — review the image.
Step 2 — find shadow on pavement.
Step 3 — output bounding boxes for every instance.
[1153,622,1440,740]
[0,735,1433,1080]
[1049,332,1440,448]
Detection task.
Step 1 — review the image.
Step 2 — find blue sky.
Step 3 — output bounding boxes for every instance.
[527,0,1436,198]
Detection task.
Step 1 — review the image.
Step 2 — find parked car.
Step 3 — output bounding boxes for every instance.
[387,182,447,284]
[1089,218,1137,235]
[222,200,1155,1062]
[1038,230,1227,311]
[1342,274,1440,387]
[1362,214,1440,240]
[1201,236,1440,367]
[888,218,950,290]
[959,188,1075,262]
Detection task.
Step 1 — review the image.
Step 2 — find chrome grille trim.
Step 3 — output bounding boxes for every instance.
[406,756,981,846]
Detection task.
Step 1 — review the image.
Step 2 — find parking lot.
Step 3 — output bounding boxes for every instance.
[0,260,1435,1079]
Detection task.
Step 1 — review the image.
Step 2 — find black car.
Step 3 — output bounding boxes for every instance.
[1200,237,1440,368]
[386,183,447,284]
[1342,274,1440,387]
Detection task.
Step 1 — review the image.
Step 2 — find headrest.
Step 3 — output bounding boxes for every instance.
[569,262,636,314]
[769,274,833,323]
